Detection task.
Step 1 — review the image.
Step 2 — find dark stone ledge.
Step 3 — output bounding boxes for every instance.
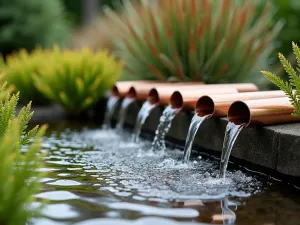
[115,101,300,178]
[18,104,67,123]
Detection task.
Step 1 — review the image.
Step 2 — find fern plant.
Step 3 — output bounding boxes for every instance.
[105,0,282,84]
[33,47,123,113]
[0,121,46,225]
[0,83,46,225]
[0,83,39,143]
[262,42,300,117]
[0,48,51,104]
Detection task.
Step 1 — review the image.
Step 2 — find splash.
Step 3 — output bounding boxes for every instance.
[219,122,246,179]
[182,114,209,164]
[103,95,119,128]
[151,105,181,151]
[116,97,135,130]
[132,101,158,143]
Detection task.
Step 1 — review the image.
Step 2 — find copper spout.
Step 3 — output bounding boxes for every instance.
[227,97,300,127]
[196,91,286,118]
[170,88,238,110]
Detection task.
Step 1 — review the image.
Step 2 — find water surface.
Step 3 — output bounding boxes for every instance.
[32,123,300,225]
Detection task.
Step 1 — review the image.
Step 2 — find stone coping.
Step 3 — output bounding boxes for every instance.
[117,101,300,179]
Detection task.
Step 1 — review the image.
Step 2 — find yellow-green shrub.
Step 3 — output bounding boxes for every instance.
[0,48,51,104]
[34,47,123,113]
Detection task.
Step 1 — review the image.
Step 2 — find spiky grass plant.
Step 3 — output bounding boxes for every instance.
[105,0,282,84]
[0,48,51,104]
[262,42,300,117]
[0,83,46,225]
[33,47,123,113]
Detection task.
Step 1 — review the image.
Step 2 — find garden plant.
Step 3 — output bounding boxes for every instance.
[0,83,45,225]
[0,48,51,104]
[105,0,282,85]
[262,42,300,117]
[33,47,123,114]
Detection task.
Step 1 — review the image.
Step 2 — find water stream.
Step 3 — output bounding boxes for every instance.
[132,101,158,143]
[151,105,181,151]
[116,97,135,130]
[103,96,119,128]
[219,122,246,179]
[182,114,209,164]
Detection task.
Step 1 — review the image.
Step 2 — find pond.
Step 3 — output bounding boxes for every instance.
[31,122,300,225]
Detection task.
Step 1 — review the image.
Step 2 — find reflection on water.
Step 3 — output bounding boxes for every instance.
[31,125,300,225]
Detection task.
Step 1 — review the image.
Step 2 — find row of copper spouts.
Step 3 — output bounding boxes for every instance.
[110,81,298,127]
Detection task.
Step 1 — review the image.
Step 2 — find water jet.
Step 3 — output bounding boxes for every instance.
[220,97,300,179]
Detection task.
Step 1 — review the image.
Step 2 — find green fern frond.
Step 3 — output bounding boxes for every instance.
[262,42,300,117]
[262,70,299,110]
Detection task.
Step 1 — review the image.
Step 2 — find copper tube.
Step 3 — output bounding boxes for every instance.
[112,81,158,98]
[196,91,286,118]
[227,97,300,127]
[148,83,257,107]
[170,88,238,109]
[129,82,204,101]
[206,83,258,92]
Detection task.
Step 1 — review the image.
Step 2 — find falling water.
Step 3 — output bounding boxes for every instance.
[103,95,119,128]
[151,105,181,151]
[221,198,236,224]
[182,114,209,164]
[132,101,158,143]
[219,122,246,179]
[116,97,135,130]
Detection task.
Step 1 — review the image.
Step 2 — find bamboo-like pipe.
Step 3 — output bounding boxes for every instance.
[111,81,158,98]
[227,97,300,127]
[148,83,258,107]
[129,82,204,101]
[196,91,286,118]
[169,88,239,109]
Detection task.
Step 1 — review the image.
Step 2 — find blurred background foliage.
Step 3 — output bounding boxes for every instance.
[0,0,300,107]
[273,0,300,56]
[0,0,70,57]
[1,0,300,56]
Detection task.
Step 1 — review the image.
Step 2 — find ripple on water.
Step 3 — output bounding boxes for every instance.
[35,191,79,201]
[42,204,80,219]
[74,217,207,225]
[108,202,199,218]
[48,179,82,186]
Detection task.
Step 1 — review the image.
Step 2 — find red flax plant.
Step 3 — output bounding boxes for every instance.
[105,0,282,85]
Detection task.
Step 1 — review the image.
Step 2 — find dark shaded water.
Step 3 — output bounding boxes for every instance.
[31,123,300,225]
